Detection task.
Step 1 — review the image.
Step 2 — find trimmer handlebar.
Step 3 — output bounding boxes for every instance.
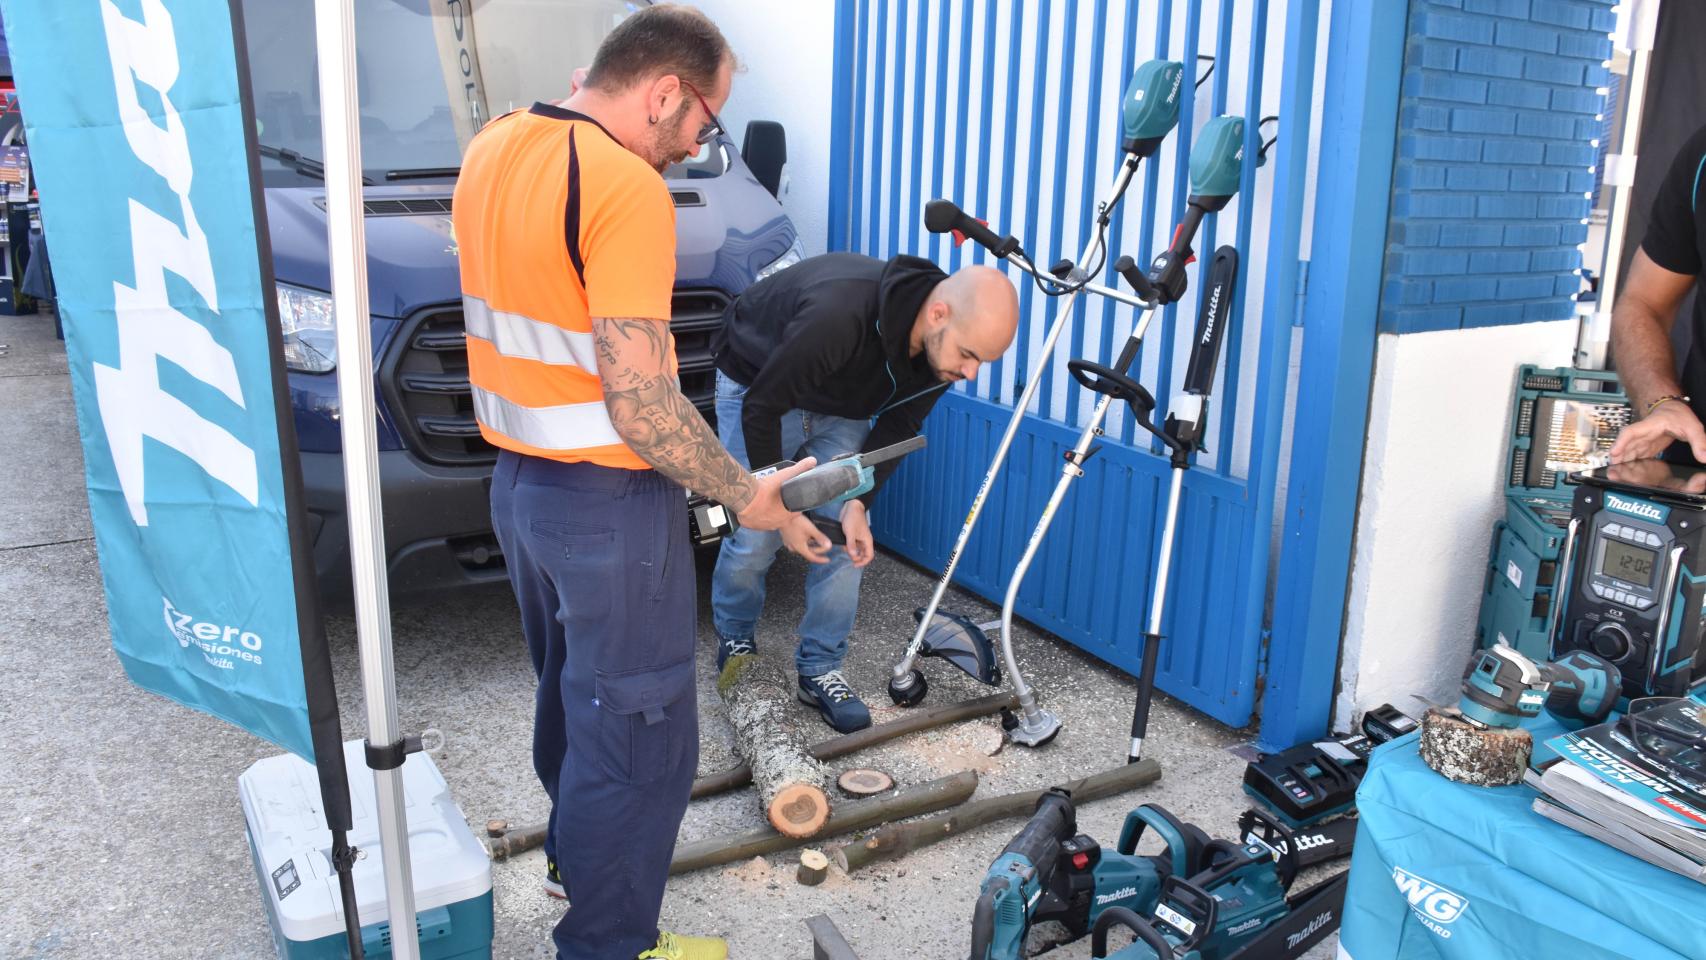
[925,199,1021,259]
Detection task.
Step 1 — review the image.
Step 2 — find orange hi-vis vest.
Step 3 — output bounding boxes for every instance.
[453,102,677,469]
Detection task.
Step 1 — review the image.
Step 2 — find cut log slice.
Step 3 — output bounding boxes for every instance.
[771,782,832,837]
[837,768,895,797]
[1418,706,1531,786]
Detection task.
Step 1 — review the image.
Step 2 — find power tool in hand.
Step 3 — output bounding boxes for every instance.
[686,437,927,547]
[1087,810,1347,960]
[767,435,926,512]
[968,789,1217,960]
[1458,643,1621,730]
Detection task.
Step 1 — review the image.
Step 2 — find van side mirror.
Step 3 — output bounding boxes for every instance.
[741,120,787,198]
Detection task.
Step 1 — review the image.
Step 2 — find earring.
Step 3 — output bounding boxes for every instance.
[648,115,658,125]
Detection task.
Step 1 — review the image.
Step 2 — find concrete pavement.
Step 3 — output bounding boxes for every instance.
[0,312,1335,959]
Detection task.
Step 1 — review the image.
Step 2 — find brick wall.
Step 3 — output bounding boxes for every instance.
[1380,0,1616,334]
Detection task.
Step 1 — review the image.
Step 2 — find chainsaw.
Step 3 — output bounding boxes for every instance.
[1088,811,1349,960]
[968,788,1233,960]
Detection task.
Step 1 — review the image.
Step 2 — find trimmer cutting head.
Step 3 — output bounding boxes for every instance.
[912,607,1002,686]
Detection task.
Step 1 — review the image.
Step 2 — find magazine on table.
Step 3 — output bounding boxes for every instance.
[1526,691,1706,880]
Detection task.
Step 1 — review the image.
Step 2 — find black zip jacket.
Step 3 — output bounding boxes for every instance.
[711,252,948,507]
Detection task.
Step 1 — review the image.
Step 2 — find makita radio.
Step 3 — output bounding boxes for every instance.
[1556,460,1706,701]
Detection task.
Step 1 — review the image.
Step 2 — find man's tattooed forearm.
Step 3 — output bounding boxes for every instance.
[593,317,756,510]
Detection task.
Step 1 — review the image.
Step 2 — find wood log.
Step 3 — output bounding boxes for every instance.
[691,691,1017,799]
[487,692,1019,862]
[719,653,832,837]
[486,822,546,861]
[827,757,1162,873]
[1419,706,1531,786]
[797,849,830,886]
[670,769,979,875]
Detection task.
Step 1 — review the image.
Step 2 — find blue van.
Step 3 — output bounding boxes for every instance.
[239,0,800,597]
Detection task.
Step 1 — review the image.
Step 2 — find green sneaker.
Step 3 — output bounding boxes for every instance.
[636,930,728,960]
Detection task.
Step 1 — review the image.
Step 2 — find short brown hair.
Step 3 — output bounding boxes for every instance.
[584,5,732,94]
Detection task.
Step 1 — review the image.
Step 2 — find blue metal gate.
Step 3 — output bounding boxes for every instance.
[825,0,1396,736]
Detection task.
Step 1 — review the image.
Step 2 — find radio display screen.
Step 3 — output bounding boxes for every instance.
[1600,538,1658,587]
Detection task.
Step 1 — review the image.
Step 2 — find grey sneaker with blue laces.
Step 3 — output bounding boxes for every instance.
[797,669,872,733]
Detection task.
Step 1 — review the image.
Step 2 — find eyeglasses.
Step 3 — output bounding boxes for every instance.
[679,79,725,146]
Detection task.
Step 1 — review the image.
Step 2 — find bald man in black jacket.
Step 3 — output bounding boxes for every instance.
[709,252,1017,731]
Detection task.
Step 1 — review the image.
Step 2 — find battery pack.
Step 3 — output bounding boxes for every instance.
[1242,736,1371,828]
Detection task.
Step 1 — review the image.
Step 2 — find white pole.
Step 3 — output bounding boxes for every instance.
[1577,0,1661,370]
[312,1,421,956]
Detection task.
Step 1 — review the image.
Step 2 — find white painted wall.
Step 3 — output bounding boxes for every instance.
[1333,320,1579,729]
[690,0,836,257]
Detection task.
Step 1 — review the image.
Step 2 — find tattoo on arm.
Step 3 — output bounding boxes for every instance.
[592,316,756,511]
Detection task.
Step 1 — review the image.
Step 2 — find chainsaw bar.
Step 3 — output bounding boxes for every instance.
[1221,870,1349,960]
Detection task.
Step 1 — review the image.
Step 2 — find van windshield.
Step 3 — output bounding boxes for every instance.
[240,0,723,186]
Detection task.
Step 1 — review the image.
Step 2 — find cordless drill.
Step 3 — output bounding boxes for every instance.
[1457,644,1621,731]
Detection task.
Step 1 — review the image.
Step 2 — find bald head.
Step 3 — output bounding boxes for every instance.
[914,265,1020,383]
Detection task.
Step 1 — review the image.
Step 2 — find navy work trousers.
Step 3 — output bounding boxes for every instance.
[490,450,698,960]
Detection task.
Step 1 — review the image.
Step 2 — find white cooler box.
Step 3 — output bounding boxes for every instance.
[239,740,493,960]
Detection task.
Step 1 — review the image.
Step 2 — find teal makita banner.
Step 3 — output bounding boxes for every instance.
[2,0,345,769]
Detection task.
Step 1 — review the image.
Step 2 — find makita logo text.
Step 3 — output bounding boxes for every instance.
[1392,867,1466,939]
[1285,911,1333,949]
[1605,494,1664,522]
[1200,284,1223,346]
[96,0,260,527]
[1247,830,1333,856]
[1227,917,1263,935]
[164,597,264,670]
[1095,886,1139,906]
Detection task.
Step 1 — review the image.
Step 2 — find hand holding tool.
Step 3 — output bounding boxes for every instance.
[770,436,926,513]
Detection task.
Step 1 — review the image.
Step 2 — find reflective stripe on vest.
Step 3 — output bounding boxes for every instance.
[462,294,601,372]
[470,385,623,451]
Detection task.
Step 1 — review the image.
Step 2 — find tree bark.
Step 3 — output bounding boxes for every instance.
[670,769,979,875]
[486,822,546,862]
[1419,707,1531,786]
[719,654,832,837]
[827,757,1162,873]
[691,691,1016,799]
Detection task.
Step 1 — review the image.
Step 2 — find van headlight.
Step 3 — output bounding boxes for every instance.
[756,238,805,281]
[276,283,337,373]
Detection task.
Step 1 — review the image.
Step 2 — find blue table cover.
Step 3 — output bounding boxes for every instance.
[1340,731,1706,959]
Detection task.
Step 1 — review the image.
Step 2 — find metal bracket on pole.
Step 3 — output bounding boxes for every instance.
[314,0,420,956]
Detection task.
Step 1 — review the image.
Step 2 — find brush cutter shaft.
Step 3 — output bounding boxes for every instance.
[893,158,1143,689]
[997,302,1165,733]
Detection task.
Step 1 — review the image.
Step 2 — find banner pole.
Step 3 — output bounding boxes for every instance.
[312,1,420,957]
[225,0,366,954]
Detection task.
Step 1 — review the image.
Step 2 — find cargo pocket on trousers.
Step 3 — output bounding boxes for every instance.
[594,658,696,785]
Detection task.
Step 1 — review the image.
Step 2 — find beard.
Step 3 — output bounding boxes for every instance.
[643,100,696,173]
[925,328,962,381]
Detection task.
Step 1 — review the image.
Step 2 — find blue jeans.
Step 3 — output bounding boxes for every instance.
[711,371,870,676]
